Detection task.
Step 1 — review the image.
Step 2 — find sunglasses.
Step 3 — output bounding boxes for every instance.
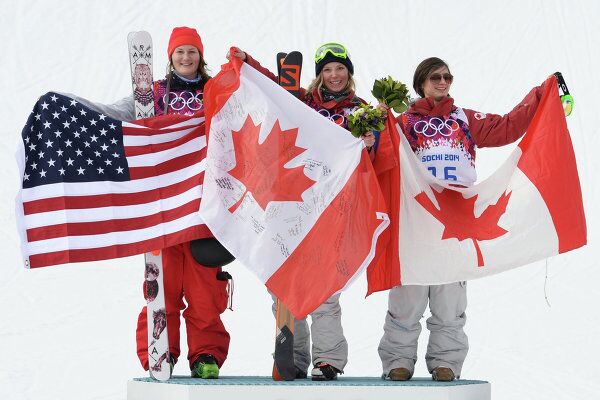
[428,73,454,83]
[314,42,349,63]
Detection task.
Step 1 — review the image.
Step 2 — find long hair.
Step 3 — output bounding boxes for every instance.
[165,54,211,82]
[413,57,451,98]
[162,55,211,114]
[305,70,356,101]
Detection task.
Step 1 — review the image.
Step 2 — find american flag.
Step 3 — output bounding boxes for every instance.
[17,92,210,268]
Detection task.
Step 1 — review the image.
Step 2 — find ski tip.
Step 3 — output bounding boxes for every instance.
[149,371,171,382]
[272,364,296,381]
[149,362,172,382]
[285,51,303,61]
[272,364,283,381]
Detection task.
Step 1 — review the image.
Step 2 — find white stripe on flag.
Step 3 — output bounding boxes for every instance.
[23,185,203,229]
[26,212,206,256]
[20,160,206,201]
[126,136,206,167]
[123,124,204,147]
[123,116,205,131]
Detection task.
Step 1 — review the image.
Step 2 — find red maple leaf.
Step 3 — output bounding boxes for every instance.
[227,115,315,213]
[414,188,512,267]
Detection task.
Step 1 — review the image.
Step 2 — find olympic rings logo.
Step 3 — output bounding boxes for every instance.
[413,117,460,137]
[317,108,346,127]
[163,91,204,111]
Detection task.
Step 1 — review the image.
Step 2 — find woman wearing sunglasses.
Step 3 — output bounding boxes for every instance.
[231,42,375,381]
[377,57,547,382]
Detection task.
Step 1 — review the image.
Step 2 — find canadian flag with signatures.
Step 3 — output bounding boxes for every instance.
[368,75,587,293]
[200,56,389,319]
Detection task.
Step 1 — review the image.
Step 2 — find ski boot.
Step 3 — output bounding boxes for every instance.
[191,354,219,379]
[311,362,340,381]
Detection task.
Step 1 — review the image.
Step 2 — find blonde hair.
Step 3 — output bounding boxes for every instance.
[306,70,356,100]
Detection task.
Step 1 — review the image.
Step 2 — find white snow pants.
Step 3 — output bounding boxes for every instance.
[271,293,348,373]
[378,282,468,377]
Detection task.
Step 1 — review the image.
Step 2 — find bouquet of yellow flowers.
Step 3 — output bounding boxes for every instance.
[347,104,385,138]
[371,76,411,113]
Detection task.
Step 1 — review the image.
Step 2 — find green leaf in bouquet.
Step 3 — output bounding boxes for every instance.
[372,86,383,100]
[393,81,406,91]
[388,99,402,108]
[393,103,408,113]
[372,75,410,113]
[350,128,362,138]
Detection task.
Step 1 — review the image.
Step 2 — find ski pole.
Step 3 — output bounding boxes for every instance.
[554,72,574,117]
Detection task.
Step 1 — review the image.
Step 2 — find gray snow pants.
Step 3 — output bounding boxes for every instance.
[378,282,468,377]
[271,293,348,373]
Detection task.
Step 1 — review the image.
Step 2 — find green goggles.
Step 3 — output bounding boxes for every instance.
[314,42,349,63]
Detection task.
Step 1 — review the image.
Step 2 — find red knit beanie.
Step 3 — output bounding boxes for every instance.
[167,27,204,58]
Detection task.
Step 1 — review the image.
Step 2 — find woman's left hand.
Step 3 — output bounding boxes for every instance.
[376,102,389,113]
[226,47,247,61]
[362,131,375,148]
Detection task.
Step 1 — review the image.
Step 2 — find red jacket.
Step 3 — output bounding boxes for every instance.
[396,83,545,185]
[245,54,373,158]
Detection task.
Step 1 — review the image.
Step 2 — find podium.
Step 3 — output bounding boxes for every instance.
[128,376,490,400]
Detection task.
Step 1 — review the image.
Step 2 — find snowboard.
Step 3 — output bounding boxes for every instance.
[128,31,170,381]
[128,31,155,119]
[272,51,303,382]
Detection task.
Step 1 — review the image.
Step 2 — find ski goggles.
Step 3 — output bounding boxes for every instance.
[314,42,349,63]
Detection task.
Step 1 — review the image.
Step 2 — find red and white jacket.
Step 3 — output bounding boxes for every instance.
[397,83,545,186]
[244,54,372,158]
[153,73,205,116]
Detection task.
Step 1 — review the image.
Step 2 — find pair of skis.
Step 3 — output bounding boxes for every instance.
[128,31,171,381]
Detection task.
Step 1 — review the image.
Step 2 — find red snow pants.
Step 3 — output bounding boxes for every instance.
[136,242,230,369]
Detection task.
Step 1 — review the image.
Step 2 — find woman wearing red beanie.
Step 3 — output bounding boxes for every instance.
[66,26,231,379]
[153,26,209,115]
[134,26,231,381]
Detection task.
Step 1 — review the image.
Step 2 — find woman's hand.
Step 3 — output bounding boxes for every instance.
[227,47,247,61]
[362,131,375,148]
[376,102,389,113]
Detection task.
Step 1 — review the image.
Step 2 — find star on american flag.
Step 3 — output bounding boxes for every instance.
[21,92,128,188]
[18,91,208,269]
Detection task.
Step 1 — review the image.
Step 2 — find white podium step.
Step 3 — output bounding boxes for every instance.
[127,376,490,400]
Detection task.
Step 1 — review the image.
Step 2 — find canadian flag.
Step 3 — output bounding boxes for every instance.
[201,56,389,319]
[368,75,587,293]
